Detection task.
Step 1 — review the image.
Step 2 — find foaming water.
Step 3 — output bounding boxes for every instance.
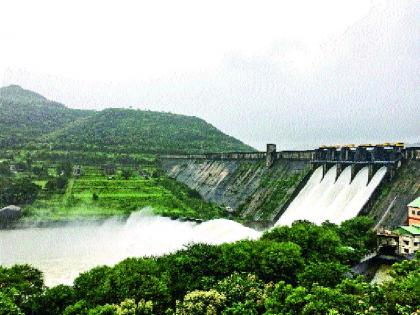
[276,166,387,226]
[0,209,260,287]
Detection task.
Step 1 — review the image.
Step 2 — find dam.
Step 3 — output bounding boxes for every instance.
[161,144,420,226]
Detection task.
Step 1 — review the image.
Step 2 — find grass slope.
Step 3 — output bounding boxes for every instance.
[23,165,225,223]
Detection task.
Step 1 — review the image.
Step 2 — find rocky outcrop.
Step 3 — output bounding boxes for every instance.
[162,159,311,221]
[0,205,22,222]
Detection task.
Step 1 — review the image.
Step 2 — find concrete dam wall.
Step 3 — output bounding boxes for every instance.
[161,146,419,225]
[367,159,420,228]
[161,158,311,222]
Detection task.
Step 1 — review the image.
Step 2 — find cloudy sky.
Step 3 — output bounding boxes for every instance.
[0,0,418,150]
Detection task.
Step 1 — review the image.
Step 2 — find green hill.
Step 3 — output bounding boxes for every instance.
[0,85,254,153]
[48,108,254,153]
[0,85,91,147]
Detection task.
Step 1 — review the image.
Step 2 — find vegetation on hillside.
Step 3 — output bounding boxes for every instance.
[0,149,225,222]
[48,108,254,154]
[1,217,419,314]
[0,85,254,154]
[0,85,91,148]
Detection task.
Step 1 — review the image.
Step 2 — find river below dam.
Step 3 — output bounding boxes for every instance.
[0,209,261,287]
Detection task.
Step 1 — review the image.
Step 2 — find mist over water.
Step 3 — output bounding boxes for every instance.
[0,209,260,287]
[276,165,387,225]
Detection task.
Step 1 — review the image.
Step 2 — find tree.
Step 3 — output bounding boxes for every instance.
[73,266,113,307]
[0,177,40,206]
[87,304,117,315]
[297,261,349,289]
[382,255,420,314]
[161,244,225,300]
[175,290,226,315]
[0,161,11,176]
[261,221,343,261]
[338,216,376,255]
[63,300,89,315]
[258,241,304,283]
[121,168,133,180]
[57,161,73,177]
[214,273,267,314]
[32,285,76,315]
[32,164,48,178]
[107,258,171,312]
[301,285,360,315]
[45,176,68,193]
[0,292,23,315]
[0,265,44,314]
[264,281,294,314]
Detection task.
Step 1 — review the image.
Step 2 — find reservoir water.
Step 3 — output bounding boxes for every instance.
[0,209,261,286]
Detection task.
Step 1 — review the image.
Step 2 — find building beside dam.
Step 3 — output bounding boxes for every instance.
[407,197,420,225]
[377,197,420,256]
[377,225,420,256]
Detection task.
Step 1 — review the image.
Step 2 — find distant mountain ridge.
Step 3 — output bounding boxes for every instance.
[0,84,48,104]
[0,85,254,153]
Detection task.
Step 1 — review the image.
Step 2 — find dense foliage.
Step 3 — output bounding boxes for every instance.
[0,177,39,208]
[1,217,418,315]
[0,85,253,154]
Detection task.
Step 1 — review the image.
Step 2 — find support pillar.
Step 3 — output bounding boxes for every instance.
[336,163,343,181]
[387,165,395,181]
[368,164,375,184]
[266,144,277,168]
[350,164,358,183]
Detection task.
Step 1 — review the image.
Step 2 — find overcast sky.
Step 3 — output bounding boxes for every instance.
[1,0,419,150]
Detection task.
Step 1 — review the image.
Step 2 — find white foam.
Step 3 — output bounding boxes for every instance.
[276,165,387,226]
[0,208,260,287]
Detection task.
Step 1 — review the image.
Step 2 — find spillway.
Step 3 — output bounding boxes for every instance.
[276,165,387,226]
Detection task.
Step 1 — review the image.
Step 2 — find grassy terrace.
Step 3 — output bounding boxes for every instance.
[21,165,225,223]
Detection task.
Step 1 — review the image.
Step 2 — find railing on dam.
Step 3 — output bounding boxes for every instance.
[405,147,420,160]
[159,152,266,160]
[312,146,420,165]
[159,146,420,163]
[159,150,313,161]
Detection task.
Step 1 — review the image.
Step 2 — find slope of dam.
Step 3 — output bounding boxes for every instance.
[161,159,311,221]
[367,159,420,227]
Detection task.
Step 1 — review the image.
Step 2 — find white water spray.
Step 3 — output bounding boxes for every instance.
[0,209,260,286]
[276,166,387,226]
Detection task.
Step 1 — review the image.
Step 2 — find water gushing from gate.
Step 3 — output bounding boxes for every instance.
[276,165,387,226]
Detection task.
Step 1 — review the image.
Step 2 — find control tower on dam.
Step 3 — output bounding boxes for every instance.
[312,143,408,183]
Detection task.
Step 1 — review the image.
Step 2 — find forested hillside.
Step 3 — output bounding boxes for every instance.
[0,85,91,147]
[0,85,254,154]
[47,108,254,154]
